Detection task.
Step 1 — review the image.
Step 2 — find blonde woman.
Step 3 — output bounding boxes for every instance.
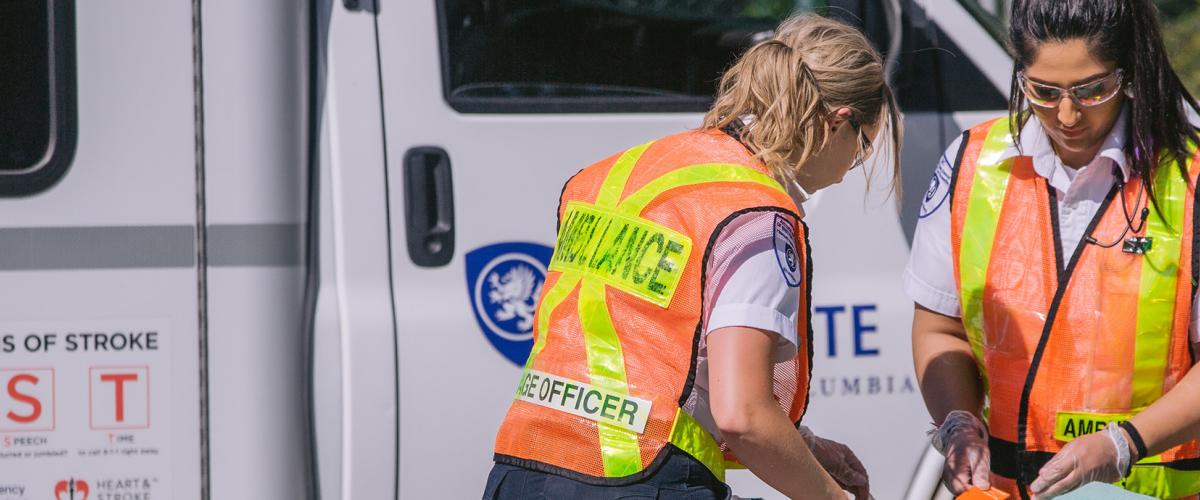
[486,14,901,499]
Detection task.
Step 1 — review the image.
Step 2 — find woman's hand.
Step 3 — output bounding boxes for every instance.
[911,304,990,493]
[1029,425,1130,498]
[799,425,871,499]
[933,411,991,494]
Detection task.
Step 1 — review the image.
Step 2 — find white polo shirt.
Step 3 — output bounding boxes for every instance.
[689,180,810,440]
[904,108,1200,341]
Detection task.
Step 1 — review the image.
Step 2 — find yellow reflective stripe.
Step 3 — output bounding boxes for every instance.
[958,120,1015,393]
[617,163,785,215]
[527,143,790,478]
[668,408,726,481]
[1117,462,1200,497]
[976,121,1016,166]
[1053,411,1133,442]
[550,203,692,308]
[596,141,654,208]
[524,274,582,370]
[578,279,642,476]
[1132,157,1190,408]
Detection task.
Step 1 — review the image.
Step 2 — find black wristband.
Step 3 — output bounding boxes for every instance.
[1120,421,1148,461]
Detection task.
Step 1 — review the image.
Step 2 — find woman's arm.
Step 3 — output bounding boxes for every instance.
[707,326,843,499]
[1029,346,1200,496]
[912,304,983,421]
[1126,359,1200,457]
[912,304,993,493]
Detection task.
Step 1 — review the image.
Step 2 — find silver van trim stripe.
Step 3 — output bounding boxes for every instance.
[208,223,301,267]
[0,223,301,270]
[0,225,196,270]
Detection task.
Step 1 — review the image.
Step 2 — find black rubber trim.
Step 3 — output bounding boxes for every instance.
[947,130,971,207]
[0,0,77,197]
[1192,164,1200,304]
[798,218,814,423]
[555,168,585,234]
[191,0,211,495]
[1045,181,1064,276]
[302,1,332,498]
[1192,165,1200,367]
[1013,184,1121,498]
[678,206,803,408]
[492,443,725,488]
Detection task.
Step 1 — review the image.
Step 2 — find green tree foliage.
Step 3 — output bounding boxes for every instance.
[1158,0,1200,96]
[1157,0,1194,19]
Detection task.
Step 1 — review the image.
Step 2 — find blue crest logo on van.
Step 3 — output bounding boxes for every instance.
[465,242,554,366]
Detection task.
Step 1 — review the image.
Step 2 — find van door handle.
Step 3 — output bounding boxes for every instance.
[402,146,455,267]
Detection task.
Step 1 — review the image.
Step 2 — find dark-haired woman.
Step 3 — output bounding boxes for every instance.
[908,0,1200,498]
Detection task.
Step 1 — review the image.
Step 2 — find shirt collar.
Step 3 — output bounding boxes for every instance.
[996,105,1131,182]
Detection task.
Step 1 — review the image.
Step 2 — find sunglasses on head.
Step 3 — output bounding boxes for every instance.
[1018,69,1126,109]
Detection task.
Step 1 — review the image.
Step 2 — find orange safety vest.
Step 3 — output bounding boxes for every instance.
[950,118,1200,498]
[493,128,813,485]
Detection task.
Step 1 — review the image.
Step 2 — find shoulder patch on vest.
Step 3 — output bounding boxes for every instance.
[920,153,953,219]
[773,213,802,287]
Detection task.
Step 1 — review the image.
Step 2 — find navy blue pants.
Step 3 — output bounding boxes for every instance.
[483,453,731,499]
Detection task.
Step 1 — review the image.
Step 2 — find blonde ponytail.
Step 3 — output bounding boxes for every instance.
[703,14,902,195]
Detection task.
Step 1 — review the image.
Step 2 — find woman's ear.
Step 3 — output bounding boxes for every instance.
[828,107,853,131]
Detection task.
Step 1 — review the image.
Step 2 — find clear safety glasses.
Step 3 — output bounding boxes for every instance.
[848,115,873,170]
[1019,69,1126,109]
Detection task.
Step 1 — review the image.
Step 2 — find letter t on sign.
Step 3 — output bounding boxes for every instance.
[90,367,150,430]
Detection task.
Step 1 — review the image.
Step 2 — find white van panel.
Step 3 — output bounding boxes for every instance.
[337,2,1015,499]
[0,1,203,498]
[201,0,310,498]
[314,6,400,500]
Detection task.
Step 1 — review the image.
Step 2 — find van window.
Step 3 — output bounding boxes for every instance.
[436,0,1006,114]
[437,0,825,113]
[880,1,1007,112]
[0,0,76,195]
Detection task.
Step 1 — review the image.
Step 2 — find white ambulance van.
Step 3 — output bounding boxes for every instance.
[0,0,1011,498]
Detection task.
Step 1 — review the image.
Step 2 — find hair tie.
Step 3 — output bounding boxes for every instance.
[1119,421,1148,461]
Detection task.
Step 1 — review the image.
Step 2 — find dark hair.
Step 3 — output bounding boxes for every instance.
[1007,0,1200,203]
